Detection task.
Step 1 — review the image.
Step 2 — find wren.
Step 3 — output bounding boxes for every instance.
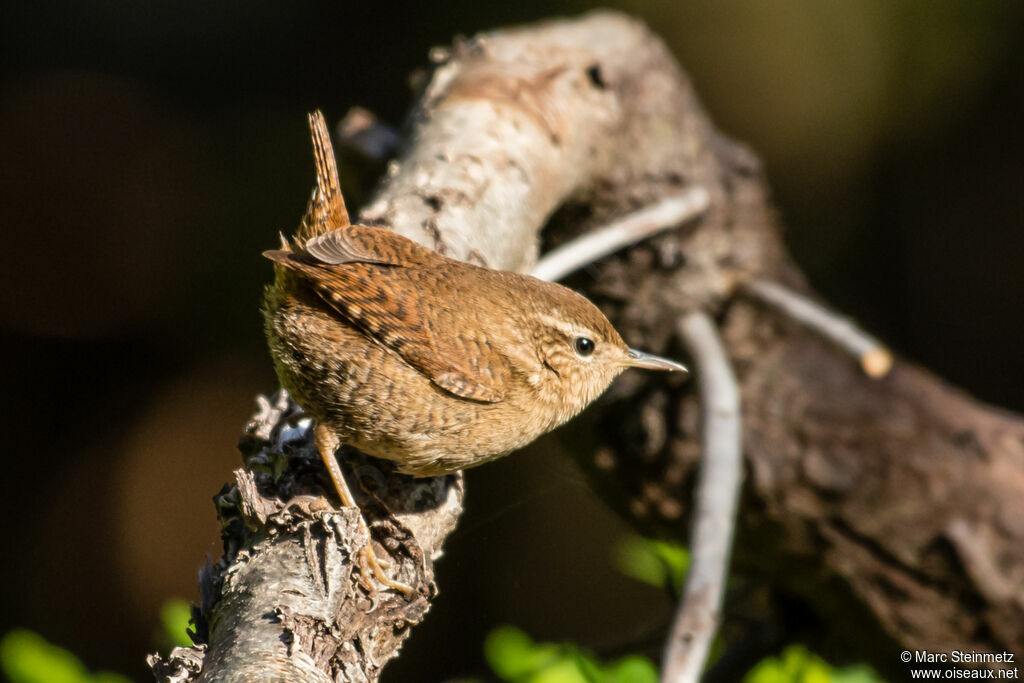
[262,111,687,592]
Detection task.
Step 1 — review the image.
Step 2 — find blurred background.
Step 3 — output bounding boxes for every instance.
[1,0,1022,680]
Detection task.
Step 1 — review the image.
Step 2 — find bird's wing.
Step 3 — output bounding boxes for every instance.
[264,231,509,403]
[300,223,438,267]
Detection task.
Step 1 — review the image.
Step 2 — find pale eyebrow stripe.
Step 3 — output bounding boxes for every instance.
[532,313,593,339]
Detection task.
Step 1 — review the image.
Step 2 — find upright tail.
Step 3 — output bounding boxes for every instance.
[296,110,350,242]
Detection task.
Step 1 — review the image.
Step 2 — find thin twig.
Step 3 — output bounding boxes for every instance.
[663,311,743,683]
[743,279,893,378]
[530,187,711,282]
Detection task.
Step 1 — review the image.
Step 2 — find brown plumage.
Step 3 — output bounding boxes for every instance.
[264,110,687,475]
[261,111,686,590]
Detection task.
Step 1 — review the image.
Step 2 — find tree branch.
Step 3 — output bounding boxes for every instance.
[662,312,742,683]
[742,278,893,378]
[531,189,710,282]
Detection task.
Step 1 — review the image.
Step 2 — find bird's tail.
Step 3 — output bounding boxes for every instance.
[295,110,351,243]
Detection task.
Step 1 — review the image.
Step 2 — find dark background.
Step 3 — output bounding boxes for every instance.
[1,1,1022,680]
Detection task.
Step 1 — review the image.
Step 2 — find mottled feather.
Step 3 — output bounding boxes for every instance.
[264,230,510,403]
[296,110,350,242]
[304,224,439,268]
[262,110,685,481]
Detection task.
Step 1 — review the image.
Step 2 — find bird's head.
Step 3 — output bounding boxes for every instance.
[520,281,687,423]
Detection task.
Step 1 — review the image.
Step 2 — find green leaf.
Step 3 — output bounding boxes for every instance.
[615,535,690,591]
[744,645,886,683]
[570,649,604,682]
[0,630,130,683]
[484,626,659,683]
[485,626,562,680]
[605,655,659,683]
[159,599,194,649]
[1,630,84,683]
[528,658,589,683]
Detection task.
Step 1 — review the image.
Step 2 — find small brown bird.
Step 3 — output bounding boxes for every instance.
[263,111,687,592]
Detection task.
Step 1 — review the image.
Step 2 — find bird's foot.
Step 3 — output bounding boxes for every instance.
[315,423,414,597]
[358,542,413,595]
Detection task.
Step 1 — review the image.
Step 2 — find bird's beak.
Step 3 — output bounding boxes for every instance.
[625,348,689,374]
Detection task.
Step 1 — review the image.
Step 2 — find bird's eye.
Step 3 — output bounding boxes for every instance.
[573,337,595,357]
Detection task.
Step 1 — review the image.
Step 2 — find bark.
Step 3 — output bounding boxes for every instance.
[149,392,463,683]
[150,10,1024,681]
